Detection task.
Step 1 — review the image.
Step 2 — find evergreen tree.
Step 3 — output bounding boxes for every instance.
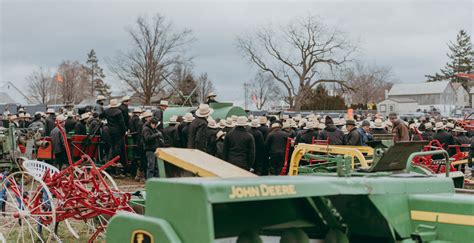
[426,30,473,90]
[86,49,109,96]
[301,85,346,110]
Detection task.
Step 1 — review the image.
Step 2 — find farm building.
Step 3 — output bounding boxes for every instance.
[377,98,418,118]
[378,81,466,116]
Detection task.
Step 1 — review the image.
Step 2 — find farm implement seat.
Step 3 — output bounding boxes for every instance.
[155,147,257,178]
[107,174,473,243]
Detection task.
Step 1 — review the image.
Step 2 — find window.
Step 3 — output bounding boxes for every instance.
[389,105,394,112]
[380,104,386,112]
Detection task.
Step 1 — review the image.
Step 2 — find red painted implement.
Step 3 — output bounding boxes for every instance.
[0,121,134,242]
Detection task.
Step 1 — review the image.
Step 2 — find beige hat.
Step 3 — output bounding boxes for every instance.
[169,115,178,124]
[282,121,291,129]
[271,122,281,128]
[56,114,66,122]
[183,113,194,123]
[225,117,235,128]
[133,107,143,113]
[140,110,153,120]
[160,100,169,106]
[236,116,248,126]
[25,113,31,118]
[231,115,238,122]
[250,119,260,128]
[446,122,455,129]
[216,130,226,139]
[17,113,25,119]
[207,92,217,98]
[46,108,55,114]
[121,96,131,103]
[434,122,445,130]
[109,99,120,107]
[318,123,326,130]
[453,126,467,133]
[80,113,90,120]
[195,104,214,118]
[219,119,227,129]
[96,95,106,101]
[207,118,219,129]
[259,116,268,125]
[374,119,384,128]
[282,114,290,120]
[424,122,433,129]
[304,122,315,130]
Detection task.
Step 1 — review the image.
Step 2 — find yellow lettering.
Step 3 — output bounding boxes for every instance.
[275,185,282,195]
[260,184,269,196]
[268,186,276,196]
[230,184,297,199]
[250,186,260,197]
[288,185,297,194]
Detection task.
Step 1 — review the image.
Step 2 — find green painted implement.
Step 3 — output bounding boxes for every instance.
[108,160,474,242]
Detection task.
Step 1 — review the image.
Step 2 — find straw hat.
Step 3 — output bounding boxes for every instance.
[207,118,219,129]
[446,122,455,129]
[46,108,55,114]
[207,92,217,98]
[109,99,120,107]
[121,96,131,103]
[133,107,143,113]
[225,117,235,128]
[250,119,260,128]
[282,121,291,129]
[17,113,25,119]
[259,116,268,125]
[434,122,445,130]
[219,119,227,129]
[304,122,315,130]
[195,104,214,118]
[169,115,178,124]
[318,123,326,130]
[235,116,248,127]
[183,113,194,123]
[96,95,106,101]
[56,114,66,122]
[231,115,238,122]
[271,122,281,128]
[424,122,433,129]
[159,100,169,106]
[453,127,467,133]
[80,113,90,120]
[374,119,384,128]
[140,110,153,120]
[25,113,31,118]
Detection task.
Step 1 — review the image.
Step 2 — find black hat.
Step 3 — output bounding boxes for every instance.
[346,119,356,126]
[150,117,159,124]
[325,116,334,125]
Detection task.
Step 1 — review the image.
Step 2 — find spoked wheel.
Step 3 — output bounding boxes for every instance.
[72,166,120,241]
[0,171,59,242]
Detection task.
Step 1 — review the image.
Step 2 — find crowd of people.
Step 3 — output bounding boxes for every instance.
[4,93,474,180]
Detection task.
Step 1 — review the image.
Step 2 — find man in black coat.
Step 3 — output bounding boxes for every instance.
[142,118,164,179]
[257,116,269,139]
[163,115,180,147]
[265,123,290,175]
[44,108,56,137]
[64,112,76,134]
[248,119,265,175]
[433,122,456,157]
[223,116,255,171]
[319,116,345,145]
[187,104,212,152]
[50,115,67,169]
[118,96,130,131]
[100,99,127,166]
[205,119,220,155]
[177,113,193,148]
[74,113,89,135]
[295,122,319,145]
[153,100,169,131]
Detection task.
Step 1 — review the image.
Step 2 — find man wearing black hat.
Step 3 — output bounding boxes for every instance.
[319,116,345,145]
[344,120,361,146]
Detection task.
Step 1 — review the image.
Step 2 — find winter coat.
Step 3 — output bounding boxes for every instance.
[100,107,126,137]
[153,109,165,130]
[433,130,456,156]
[163,124,179,147]
[421,131,434,141]
[265,128,290,155]
[215,138,225,159]
[256,125,269,139]
[206,127,219,155]
[93,103,104,115]
[344,128,361,146]
[50,126,65,155]
[284,128,297,138]
[248,127,265,165]
[28,120,44,132]
[136,119,145,147]
[142,122,164,152]
[88,118,101,136]
[74,121,87,135]
[187,117,209,152]
[129,115,141,135]
[392,121,410,143]
[223,126,255,170]
[177,122,191,148]
[295,129,319,145]
[118,104,130,130]
[319,125,345,145]
[455,134,471,152]
[18,120,29,129]
[44,115,56,137]
[65,118,76,133]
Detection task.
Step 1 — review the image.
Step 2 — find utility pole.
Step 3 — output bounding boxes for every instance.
[244,83,249,110]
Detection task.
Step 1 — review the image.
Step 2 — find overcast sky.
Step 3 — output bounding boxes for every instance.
[1,0,473,106]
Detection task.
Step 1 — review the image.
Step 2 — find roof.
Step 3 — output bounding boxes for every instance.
[379,97,417,104]
[388,81,451,96]
[0,82,34,104]
[0,92,16,103]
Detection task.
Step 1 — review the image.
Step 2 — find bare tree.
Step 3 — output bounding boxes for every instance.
[196,73,215,103]
[237,15,356,110]
[344,63,395,105]
[27,67,53,104]
[57,60,89,104]
[110,14,194,105]
[249,72,281,110]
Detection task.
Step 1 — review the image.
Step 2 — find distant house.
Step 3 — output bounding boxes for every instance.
[382,81,459,116]
[377,98,418,118]
[451,82,469,108]
[0,82,34,104]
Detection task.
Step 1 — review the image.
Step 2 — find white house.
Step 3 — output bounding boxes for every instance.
[384,81,459,116]
[451,82,469,108]
[377,98,418,117]
[0,82,33,104]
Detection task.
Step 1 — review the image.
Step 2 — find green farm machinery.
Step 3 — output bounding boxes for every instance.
[107,145,474,243]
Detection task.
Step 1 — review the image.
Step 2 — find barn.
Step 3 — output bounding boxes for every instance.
[377,98,418,117]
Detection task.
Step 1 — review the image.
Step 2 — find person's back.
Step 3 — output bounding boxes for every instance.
[74,121,87,135]
[187,116,208,151]
[163,124,179,147]
[205,127,219,155]
[295,129,318,145]
[249,126,265,173]
[434,129,456,156]
[118,103,130,130]
[178,122,191,148]
[44,115,56,136]
[391,120,410,142]
[345,128,361,146]
[65,117,76,133]
[319,125,344,145]
[101,107,126,137]
[265,127,290,155]
[223,125,255,170]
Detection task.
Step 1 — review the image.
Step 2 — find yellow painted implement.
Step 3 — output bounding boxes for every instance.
[288,143,373,176]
